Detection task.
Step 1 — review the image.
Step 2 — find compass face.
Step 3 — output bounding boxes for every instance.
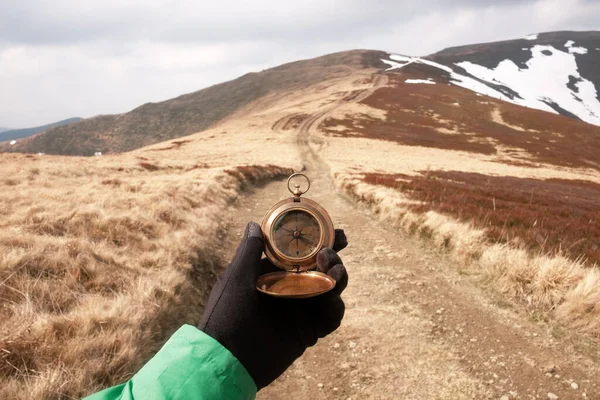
[272,209,321,259]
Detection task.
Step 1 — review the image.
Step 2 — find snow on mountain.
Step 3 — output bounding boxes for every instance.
[383,32,600,126]
[405,78,436,84]
[456,45,600,126]
[383,55,528,105]
[382,42,600,126]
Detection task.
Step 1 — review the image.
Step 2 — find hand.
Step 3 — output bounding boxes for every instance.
[198,221,348,390]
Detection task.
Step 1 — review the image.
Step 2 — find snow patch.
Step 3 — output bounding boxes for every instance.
[565,40,588,55]
[385,54,516,103]
[382,56,416,71]
[9,140,16,145]
[456,45,600,125]
[524,34,538,41]
[405,79,436,85]
[569,46,588,55]
[94,152,103,157]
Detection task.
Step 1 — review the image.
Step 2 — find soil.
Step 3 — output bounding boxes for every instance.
[216,76,600,399]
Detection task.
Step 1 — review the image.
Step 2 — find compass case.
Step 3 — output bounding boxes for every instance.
[261,196,335,272]
[258,195,336,298]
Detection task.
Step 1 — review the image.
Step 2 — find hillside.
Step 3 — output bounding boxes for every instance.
[1,33,600,399]
[0,51,386,156]
[0,123,304,399]
[3,32,599,157]
[394,31,600,125]
[0,118,82,143]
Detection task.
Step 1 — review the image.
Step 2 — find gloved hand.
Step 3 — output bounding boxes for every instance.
[198,221,348,390]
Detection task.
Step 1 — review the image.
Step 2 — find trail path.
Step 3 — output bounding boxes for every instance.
[217,74,600,399]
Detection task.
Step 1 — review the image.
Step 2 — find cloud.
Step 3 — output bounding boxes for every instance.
[0,0,598,127]
[0,0,538,45]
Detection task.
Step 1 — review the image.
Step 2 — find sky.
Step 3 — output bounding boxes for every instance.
[1,0,599,128]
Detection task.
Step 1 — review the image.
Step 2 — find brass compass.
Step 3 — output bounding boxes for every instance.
[257,173,336,298]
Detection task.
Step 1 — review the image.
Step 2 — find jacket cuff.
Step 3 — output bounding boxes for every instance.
[129,324,257,399]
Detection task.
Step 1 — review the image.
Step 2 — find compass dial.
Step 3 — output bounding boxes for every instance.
[272,210,321,259]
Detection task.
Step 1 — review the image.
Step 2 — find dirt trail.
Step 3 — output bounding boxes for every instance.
[217,73,600,399]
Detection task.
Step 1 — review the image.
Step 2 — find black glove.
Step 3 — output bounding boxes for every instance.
[198,221,348,390]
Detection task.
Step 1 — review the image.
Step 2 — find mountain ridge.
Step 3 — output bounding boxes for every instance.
[0,50,385,156]
[430,30,600,58]
[2,30,599,156]
[0,118,82,143]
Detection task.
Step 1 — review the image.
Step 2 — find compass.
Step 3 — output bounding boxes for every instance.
[257,173,336,298]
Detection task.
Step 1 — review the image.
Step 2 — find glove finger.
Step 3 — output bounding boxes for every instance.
[314,295,345,338]
[316,247,343,274]
[259,258,281,275]
[327,264,348,296]
[227,221,265,284]
[333,229,348,252]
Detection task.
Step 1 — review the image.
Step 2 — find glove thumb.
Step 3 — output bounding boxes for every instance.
[227,221,265,286]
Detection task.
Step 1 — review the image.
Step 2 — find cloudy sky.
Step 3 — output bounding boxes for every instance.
[1,0,599,128]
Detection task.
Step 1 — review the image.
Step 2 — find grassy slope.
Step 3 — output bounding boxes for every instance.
[0,50,387,156]
[315,66,600,336]
[320,66,600,261]
[0,120,301,398]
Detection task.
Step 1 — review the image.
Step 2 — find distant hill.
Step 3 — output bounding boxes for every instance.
[0,127,11,133]
[2,30,599,156]
[0,51,385,156]
[0,118,82,143]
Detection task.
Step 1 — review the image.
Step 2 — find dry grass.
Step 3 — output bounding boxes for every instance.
[361,171,600,265]
[321,71,600,169]
[0,123,298,398]
[333,173,600,336]
[294,65,600,338]
[2,51,600,398]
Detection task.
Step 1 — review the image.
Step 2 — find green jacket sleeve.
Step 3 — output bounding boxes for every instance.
[84,324,257,400]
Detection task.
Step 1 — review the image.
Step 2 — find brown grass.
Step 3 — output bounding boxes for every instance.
[0,150,294,399]
[320,71,600,169]
[334,172,600,336]
[362,171,600,265]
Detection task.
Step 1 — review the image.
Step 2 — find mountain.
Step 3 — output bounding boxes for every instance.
[0,118,82,143]
[1,31,599,156]
[423,31,600,125]
[0,51,385,156]
[0,127,11,133]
